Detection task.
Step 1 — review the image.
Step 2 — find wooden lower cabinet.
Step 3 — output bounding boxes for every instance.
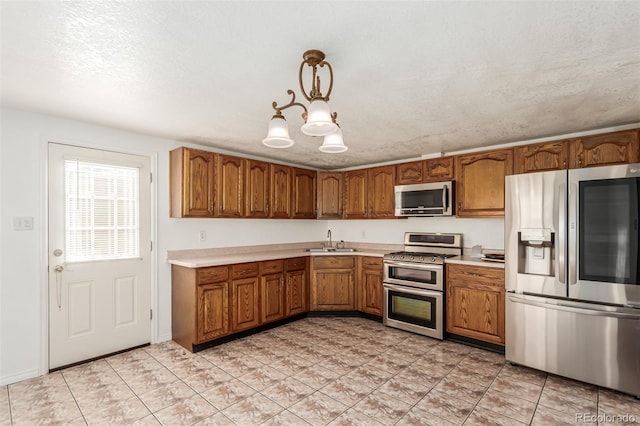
[197,283,229,342]
[358,256,383,316]
[261,260,285,324]
[311,256,356,310]
[286,257,308,316]
[446,264,505,345]
[231,263,260,332]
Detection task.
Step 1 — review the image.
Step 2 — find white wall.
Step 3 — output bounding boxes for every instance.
[327,217,504,250]
[0,107,505,385]
[0,108,326,385]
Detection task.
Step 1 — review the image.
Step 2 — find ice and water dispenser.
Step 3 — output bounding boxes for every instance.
[518,228,554,276]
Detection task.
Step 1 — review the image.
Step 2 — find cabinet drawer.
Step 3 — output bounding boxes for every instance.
[446,264,504,286]
[285,257,307,271]
[196,266,229,284]
[232,262,259,279]
[361,256,383,269]
[313,256,355,269]
[261,259,284,275]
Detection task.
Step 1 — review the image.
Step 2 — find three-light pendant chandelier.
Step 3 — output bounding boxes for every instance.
[262,49,348,153]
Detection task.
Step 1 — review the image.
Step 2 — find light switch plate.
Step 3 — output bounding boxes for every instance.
[13,216,34,230]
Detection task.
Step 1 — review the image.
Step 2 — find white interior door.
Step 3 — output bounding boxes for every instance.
[48,143,151,369]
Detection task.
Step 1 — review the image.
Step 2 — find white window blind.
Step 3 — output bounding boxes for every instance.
[65,160,140,262]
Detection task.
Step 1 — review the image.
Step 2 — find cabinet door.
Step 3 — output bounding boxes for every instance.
[231,277,260,332]
[216,154,244,217]
[570,130,640,168]
[343,169,368,219]
[270,164,292,218]
[360,257,383,316]
[170,147,215,217]
[311,270,355,310]
[317,172,343,219]
[514,140,570,174]
[261,273,285,323]
[367,166,396,218]
[425,156,455,182]
[292,167,317,219]
[245,160,270,218]
[445,265,505,345]
[456,148,513,217]
[197,282,229,342]
[286,269,307,316]
[396,161,425,185]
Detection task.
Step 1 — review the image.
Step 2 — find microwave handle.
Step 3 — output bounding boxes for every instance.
[442,186,448,210]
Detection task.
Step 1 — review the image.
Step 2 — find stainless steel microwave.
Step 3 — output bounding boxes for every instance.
[394,181,454,216]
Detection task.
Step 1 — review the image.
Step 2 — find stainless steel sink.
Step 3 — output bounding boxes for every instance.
[304,247,357,252]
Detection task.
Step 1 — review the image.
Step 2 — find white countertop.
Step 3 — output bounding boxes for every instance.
[446,255,505,269]
[167,242,398,268]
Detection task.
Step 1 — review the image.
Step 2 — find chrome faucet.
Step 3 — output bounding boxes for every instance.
[327,229,332,249]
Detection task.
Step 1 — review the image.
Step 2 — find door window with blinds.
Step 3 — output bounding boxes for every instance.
[65,160,140,262]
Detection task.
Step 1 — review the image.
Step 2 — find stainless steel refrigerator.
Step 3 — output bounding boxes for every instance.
[505,163,640,396]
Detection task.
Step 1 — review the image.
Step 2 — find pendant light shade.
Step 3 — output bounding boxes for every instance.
[262,115,294,148]
[319,126,348,153]
[301,99,337,136]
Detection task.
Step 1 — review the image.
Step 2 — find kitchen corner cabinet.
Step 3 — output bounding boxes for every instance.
[358,256,383,316]
[216,154,244,217]
[344,166,395,219]
[317,172,343,219]
[570,130,639,168]
[455,148,513,217]
[231,263,260,332]
[285,257,309,316]
[170,147,216,217]
[270,164,292,218]
[245,159,270,218]
[171,265,230,349]
[446,264,505,345]
[292,167,317,219]
[260,260,285,324]
[396,157,455,185]
[311,256,356,310]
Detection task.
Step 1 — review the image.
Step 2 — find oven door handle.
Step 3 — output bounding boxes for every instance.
[383,261,442,271]
[383,283,443,298]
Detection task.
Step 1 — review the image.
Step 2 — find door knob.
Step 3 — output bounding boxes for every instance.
[53,265,64,272]
[53,249,63,257]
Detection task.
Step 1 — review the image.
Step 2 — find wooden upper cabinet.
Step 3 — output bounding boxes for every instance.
[317,172,343,219]
[367,165,396,218]
[570,130,640,168]
[425,156,455,181]
[269,164,292,218]
[170,147,216,218]
[456,148,513,217]
[343,169,368,219]
[396,157,454,185]
[514,140,570,174]
[292,167,317,219]
[215,154,244,217]
[244,159,270,218]
[396,161,425,185]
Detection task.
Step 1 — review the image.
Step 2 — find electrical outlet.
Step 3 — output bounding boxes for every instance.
[199,230,207,242]
[361,230,366,239]
[13,216,34,231]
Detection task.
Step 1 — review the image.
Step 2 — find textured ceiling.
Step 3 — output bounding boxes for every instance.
[1,1,639,170]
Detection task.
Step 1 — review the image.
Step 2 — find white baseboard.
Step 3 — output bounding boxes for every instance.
[155,333,172,344]
[0,368,40,386]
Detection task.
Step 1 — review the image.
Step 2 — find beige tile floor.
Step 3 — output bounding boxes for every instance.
[1,317,639,425]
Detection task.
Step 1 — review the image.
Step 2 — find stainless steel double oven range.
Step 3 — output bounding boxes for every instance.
[383,232,462,339]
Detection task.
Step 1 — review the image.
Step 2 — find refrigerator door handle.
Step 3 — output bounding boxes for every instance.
[568,182,578,285]
[508,296,640,320]
[558,182,566,284]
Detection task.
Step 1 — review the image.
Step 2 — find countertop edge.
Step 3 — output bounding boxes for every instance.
[446,255,505,269]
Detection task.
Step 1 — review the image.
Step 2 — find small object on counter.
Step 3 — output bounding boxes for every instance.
[470,245,483,258]
[482,253,505,262]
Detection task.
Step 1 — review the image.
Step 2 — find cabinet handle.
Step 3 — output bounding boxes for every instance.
[458,202,462,211]
[578,155,582,167]
[562,160,567,168]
